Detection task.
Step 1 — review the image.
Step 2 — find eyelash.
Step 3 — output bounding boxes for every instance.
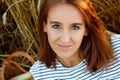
[52,24,60,29]
[72,25,80,30]
[52,24,80,30]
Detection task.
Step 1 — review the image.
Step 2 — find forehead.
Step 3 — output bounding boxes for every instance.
[47,3,84,22]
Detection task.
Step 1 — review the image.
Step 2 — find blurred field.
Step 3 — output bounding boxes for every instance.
[0,0,120,70]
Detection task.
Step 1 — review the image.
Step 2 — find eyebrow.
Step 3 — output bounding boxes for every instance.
[50,21,62,25]
[50,21,83,25]
[71,23,83,25]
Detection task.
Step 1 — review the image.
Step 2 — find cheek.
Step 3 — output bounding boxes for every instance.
[71,32,85,42]
[73,36,83,45]
[47,31,59,43]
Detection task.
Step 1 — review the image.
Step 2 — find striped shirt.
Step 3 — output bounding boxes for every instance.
[30,34,120,80]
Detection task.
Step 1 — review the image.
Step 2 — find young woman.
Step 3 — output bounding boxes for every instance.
[30,0,120,79]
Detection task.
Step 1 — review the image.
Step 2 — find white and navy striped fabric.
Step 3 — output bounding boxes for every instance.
[30,34,120,80]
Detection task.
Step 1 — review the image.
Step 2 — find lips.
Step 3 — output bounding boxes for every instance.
[58,44,72,51]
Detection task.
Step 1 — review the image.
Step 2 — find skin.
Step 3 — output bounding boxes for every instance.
[44,3,87,67]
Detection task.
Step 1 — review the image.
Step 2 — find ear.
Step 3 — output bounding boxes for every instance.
[43,21,47,32]
[84,29,88,36]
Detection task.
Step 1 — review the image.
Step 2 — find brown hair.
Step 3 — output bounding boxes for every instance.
[37,0,114,72]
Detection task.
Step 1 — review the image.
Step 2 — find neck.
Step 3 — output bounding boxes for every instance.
[57,56,81,67]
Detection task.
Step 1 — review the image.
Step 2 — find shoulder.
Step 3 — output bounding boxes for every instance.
[29,60,41,73]
[104,34,120,79]
[30,60,43,70]
[110,33,120,41]
[110,34,120,57]
[29,60,47,79]
[100,34,120,79]
[29,60,59,79]
[29,60,48,72]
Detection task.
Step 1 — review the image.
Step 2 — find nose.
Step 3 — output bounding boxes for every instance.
[60,30,71,43]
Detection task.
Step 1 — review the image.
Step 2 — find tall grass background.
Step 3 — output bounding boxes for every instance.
[0,0,120,70]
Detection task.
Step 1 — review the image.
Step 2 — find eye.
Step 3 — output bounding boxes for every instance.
[72,25,80,30]
[52,24,60,29]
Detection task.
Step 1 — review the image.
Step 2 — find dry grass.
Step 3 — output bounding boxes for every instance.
[0,0,39,69]
[0,0,120,69]
[91,0,120,33]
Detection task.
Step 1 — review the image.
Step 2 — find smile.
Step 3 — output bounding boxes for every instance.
[58,44,72,51]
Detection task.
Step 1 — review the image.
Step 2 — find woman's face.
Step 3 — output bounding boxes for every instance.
[44,4,87,60]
